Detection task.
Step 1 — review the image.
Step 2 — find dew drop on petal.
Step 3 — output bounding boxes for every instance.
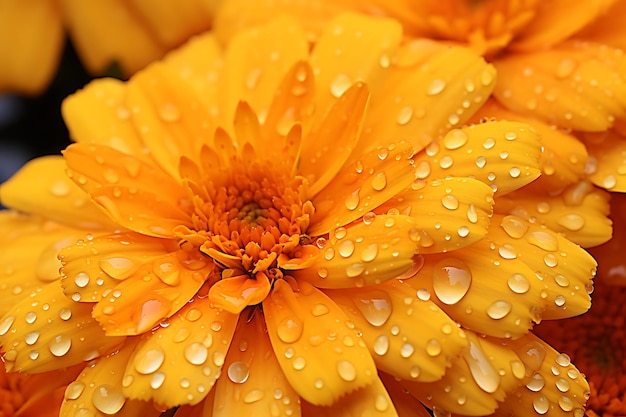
[533,395,549,414]
[507,273,530,294]
[243,389,265,404]
[427,79,446,95]
[227,361,250,384]
[336,360,357,381]
[277,318,304,343]
[339,240,355,257]
[425,339,442,357]
[556,214,585,231]
[344,189,360,211]
[441,195,459,210]
[150,372,165,389]
[444,130,468,150]
[486,301,512,319]
[373,335,389,356]
[354,291,392,327]
[371,172,387,191]
[49,335,72,357]
[500,216,528,238]
[464,341,500,393]
[92,384,126,415]
[74,272,90,288]
[134,348,165,374]
[65,381,85,400]
[396,106,413,125]
[433,258,472,305]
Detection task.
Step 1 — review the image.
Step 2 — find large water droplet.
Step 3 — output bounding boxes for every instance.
[500,216,528,238]
[373,335,389,356]
[336,360,356,381]
[427,79,446,95]
[441,195,459,210]
[184,342,208,365]
[507,273,530,294]
[557,214,585,231]
[433,258,472,305]
[64,381,85,400]
[150,372,166,389]
[354,291,392,326]
[464,341,500,393]
[360,243,378,262]
[74,272,90,288]
[371,172,387,191]
[444,130,468,150]
[99,257,137,280]
[344,189,360,211]
[153,261,180,286]
[49,335,72,357]
[227,361,250,384]
[533,394,549,414]
[243,389,265,404]
[92,384,126,415]
[134,348,165,374]
[486,301,512,319]
[277,318,304,343]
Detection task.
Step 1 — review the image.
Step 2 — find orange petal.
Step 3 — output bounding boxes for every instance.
[300,81,370,198]
[574,0,626,51]
[309,141,415,234]
[379,372,437,417]
[413,120,542,196]
[360,41,496,154]
[0,212,83,316]
[208,274,271,314]
[92,250,213,336]
[327,280,468,383]
[211,311,301,417]
[263,280,377,405]
[496,181,612,247]
[376,177,494,254]
[121,295,238,408]
[0,281,125,373]
[0,0,64,95]
[60,341,161,417]
[494,41,626,132]
[0,156,117,230]
[294,214,418,289]
[584,129,626,191]
[59,232,172,302]
[301,376,398,417]
[63,143,191,238]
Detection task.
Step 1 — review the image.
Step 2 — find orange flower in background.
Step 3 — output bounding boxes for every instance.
[0,0,220,95]
[0,13,598,417]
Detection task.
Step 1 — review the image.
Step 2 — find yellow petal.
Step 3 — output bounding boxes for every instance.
[60,342,162,417]
[0,212,83,316]
[59,232,171,302]
[62,0,164,75]
[310,141,415,234]
[496,181,612,247]
[310,13,402,123]
[61,78,147,156]
[494,41,626,131]
[0,281,125,373]
[413,121,542,196]
[208,273,271,314]
[584,129,626,191]
[471,99,589,190]
[211,312,301,417]
[0,156,117,230]
[510,0,616,51]
[327,280,468,382]
[63,143,191,238]
[121,295,238,407]
[301,376,398,417]
[0,0,64,95]
[376,177,494,254]
[222,16,308,128]
[300,81,370,198]
[359,42,496,153]
[294,214,418,289]
[400,333,523,416]
[379,373,434,417]
[485,214,597,320]
[491,333,590,417]
[574,0,626,51]
[92,249,213,336]
[406,238,544,339]
[262,280,377,405]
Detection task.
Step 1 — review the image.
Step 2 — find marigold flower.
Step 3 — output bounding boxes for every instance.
[1,14,596,416]
[0,0,219,95]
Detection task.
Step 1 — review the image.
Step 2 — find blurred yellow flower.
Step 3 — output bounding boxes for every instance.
[1,13,596,417]
[0,0,220,95]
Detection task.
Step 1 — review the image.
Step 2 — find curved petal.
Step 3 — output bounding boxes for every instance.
[309,141,415,234]
[208,273,271,314]
[494,41,626,132]
[121,295,238,407]
[574,0,626,50]
[60,232,172,302]
[379,373,434,417]
[400,334,526,416]
[0,0,64,95]
[358,41,496,155]
[294,214,418,289]
[211,312,301,417]
[263,280,377,406]
[584,129,626,191]
[301,376,398,417]
[510,0,616,51]
[496,181,612,247]
[0,212,83,316]
[92,249,214,336]
[0,281,125,373]
[327,280,468,383]
[0,156,118,230]
[60,342,161,417]
[413,120,542,196]
[376,177,494,254]
[63,143,191,238]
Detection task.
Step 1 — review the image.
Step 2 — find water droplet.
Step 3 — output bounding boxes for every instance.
[330,73,352,98]
[360,243,378,262]
[48,335,72,357]
[25,311,37,324]
[227,361,250,384]
[396,106,413,125]
[103,168,119,184]
[50,179,71,197]
[292,357,306,370]
[441,195,459,210]
[151,372,165,389]
[344,189,360,211]
[555,353,571,367]
[501,216,528,238]
[557,214,585,231]
[448,113,460,126]
[464,341,500,393]
[483,137,495,149]
[159,103,181,122]
[362,212,376,225]
[25,331,39,345]
[153,261,180,286]
[427,79,446,95]
[544,254,558,268]
[425,339,442,356]
[65,381,85,400]
[336,360,356,381]
[371,172,387,191]
[375,394,389,411]
[481,69,494,86]
[526,373,545,391]
[185,308,202,322]
[509,167,521,178]
[533,394,549,414]
[354,291,392,326]
[433,258,472,305]
[487,301,512,319]
[122,375,134,388]
[311,303,329,317]
[526,231,559,252]
[498,244,517,259]
[457,226,470,237]
[92,384,126,414]
[243,389,265,404]
[182,342,208,366]
[74,272,90,288]
[373,335,389,356]
[475,156,486,168]
[99,257,137,280]
[339,240,355,257]
[467,204,478,223]
[507,273,530,294]
[135,348,165,374]
[510,360,526,379]
[59,308,72,321]
[555,59,576,78]
[558,396,574,411]
[603,175,617,189]
[277,318,304,343]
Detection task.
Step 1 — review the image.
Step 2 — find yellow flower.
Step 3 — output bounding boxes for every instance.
[0,0,220,95]
[1,14,595,416]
